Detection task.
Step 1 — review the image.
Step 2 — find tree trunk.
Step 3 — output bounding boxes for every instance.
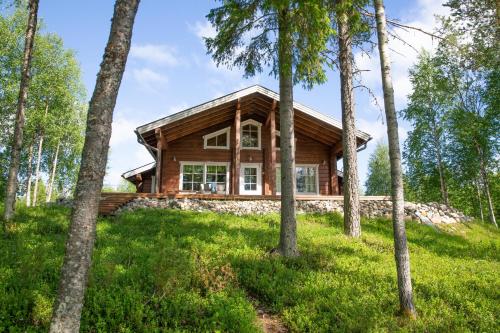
[374,0,417,318]
[25,141,34,207]
[277,8,298,257]
[46,141,60,203]
[32,135,44,206]
[49,1,140,331]
[475,178,484,222]
[338,2,361,237]
[33,101,49,207]
[435,141,449,206]
[431,123,449,206]
[476,143,497,227]
[3,0,39,222]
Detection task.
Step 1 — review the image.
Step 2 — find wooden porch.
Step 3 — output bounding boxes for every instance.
[98,192,389,216]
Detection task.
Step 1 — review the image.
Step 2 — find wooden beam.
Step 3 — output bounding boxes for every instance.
[233,102,241,194]
[155,128,165,193]
[269,101,277,195]
[332,142,343,157]
[330,149,340,195]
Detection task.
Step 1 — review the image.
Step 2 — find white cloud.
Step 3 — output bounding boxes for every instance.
[110,117,138,146]
[188,20,217,41]
[167,102,188,115]
[130,44,181,66]
[105,115,155,188]
[132,67,168,92]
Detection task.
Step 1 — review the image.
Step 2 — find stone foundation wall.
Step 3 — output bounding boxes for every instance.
[117,198,472,225]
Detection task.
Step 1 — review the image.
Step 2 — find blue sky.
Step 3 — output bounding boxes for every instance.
[36,0,448,190]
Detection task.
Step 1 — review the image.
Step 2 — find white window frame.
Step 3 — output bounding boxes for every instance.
[240,163,262,195]
[275,163,319,195]
[203,126,231,150]
[241,119,262,150]
[179,161,230,194]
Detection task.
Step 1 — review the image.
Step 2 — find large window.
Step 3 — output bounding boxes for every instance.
[296,166,317,194]
[206,165,228,192]
[180,162,229,193]
[276,164,318,195]
[243,167,258,191]
[241,119,261,149]
[203,127,230,149]
[182,164,204,191]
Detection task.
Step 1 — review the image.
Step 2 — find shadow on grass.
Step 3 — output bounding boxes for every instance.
[361,217,499,262]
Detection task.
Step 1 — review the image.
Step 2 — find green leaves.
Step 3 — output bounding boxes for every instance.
[0,8,86,198]
[206,0,333,89]
[365,142,391,195]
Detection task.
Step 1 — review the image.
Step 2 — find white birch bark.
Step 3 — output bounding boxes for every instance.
[25,142,34,207]
[3,0,39,222]
[46,141,60,203]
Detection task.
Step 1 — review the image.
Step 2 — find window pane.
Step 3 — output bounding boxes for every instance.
[244,167,256,176]
[206,174,216,183]
[182,183,192,191]
[250,184,256,191]
[183,165,192,173]
[206,165,216,173]
[216,133,227,146]
[244,175,254,184]
[244,184,251,190]
[242,124,259,147]
[194,165,204,173]
[206,136,217,146]
[217,165,226,173]
[182,175,191,182]
[193,174,203,183]
[217,174,226,183]
[295,166,316,193]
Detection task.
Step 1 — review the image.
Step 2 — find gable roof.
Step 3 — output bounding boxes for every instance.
[136,85,371,142]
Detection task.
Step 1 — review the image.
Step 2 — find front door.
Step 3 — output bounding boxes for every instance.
[240,163,262,195]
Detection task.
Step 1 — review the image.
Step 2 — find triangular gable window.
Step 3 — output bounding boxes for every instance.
[203,127,230,149]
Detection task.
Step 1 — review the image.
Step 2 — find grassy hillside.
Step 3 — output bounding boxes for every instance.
[0,206,498,332]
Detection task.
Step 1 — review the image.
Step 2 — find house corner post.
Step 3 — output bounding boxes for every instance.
[330,144,341,195]
[155,128,165,194]
[233,101,241,195]
[269,100,277,196]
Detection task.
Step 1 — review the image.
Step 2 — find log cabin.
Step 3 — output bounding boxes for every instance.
[122,85,371,197]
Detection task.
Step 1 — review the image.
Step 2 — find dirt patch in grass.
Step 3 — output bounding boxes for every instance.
[256,306,287,333]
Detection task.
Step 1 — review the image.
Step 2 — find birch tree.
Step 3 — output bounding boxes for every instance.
[3,0,39,222]
[374,0,417,318]
[49,0,140,330]
[206,0,332,256]
[402,52,451,206]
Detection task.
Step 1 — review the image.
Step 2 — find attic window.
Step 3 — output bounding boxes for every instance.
[203,127,230,149]
[241,119,261,149]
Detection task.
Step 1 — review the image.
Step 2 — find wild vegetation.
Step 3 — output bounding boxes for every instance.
[401,0,499,226]
[0,0,498,330]
[0,6,86,210]
[1,205,498,332]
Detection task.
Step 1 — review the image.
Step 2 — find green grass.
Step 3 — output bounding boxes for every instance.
[0,206,499,332]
